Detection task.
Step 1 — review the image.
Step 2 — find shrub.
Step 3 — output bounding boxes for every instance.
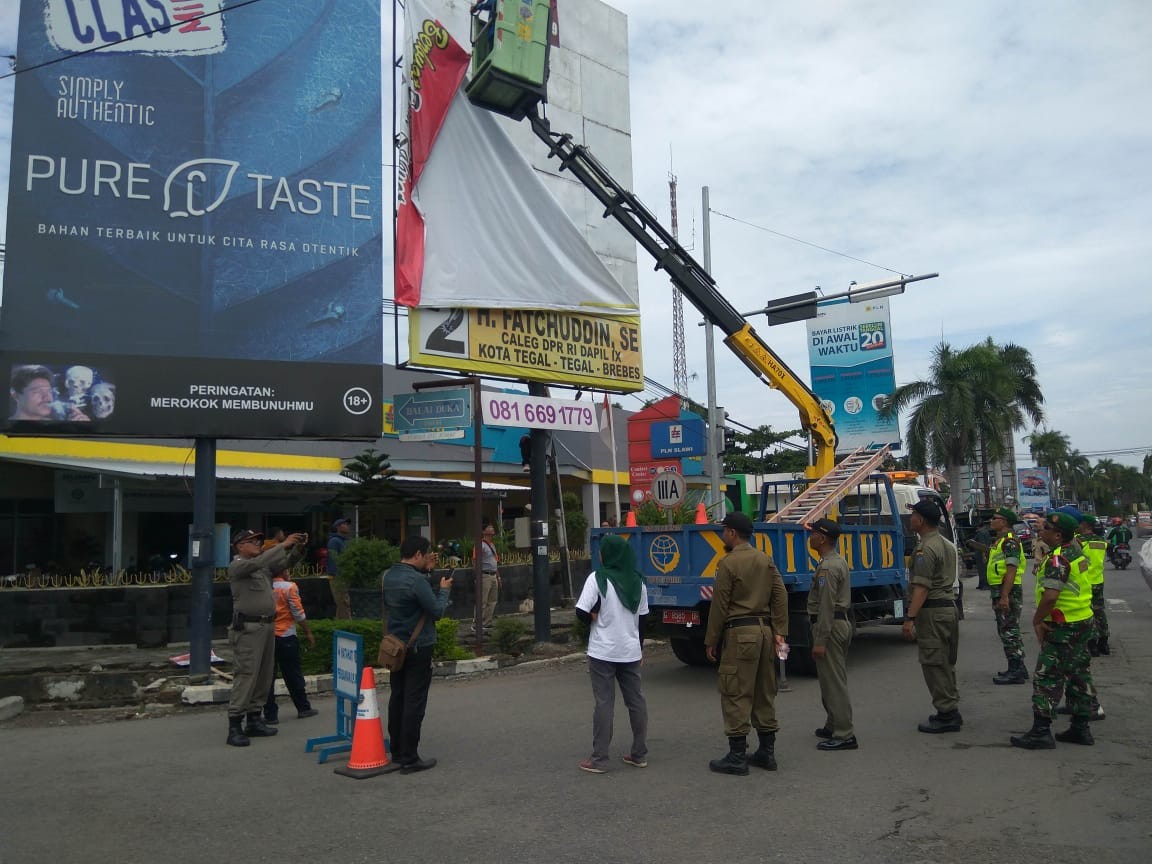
[435,617,474,662]
[301,618,384,676]
[570,615,590,647]
[336,538,400,589]
[301,616,473,673]
[491,618,528,655]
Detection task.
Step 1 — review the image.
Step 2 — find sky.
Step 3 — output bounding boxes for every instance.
[1,1,1150,473]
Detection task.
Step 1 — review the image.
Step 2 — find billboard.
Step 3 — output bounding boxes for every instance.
[409,307,642,391]
[1017,467,1052,512]
[805,297,899,454]
[1,0,383,438]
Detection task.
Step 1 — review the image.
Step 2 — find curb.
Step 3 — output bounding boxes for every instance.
[180,655,523,704]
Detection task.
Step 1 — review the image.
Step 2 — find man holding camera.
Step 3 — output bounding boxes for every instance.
[225,528,307,747]
[383,536,453,773]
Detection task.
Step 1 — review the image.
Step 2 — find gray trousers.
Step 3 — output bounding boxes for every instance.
[816,620,853,738]
[588,657,647,768]
[228,621,276,718]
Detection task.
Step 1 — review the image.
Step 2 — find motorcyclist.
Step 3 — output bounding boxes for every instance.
[1106,519,1132,556]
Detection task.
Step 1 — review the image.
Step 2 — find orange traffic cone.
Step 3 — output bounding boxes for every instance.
[695,502,708,524]
[625,511,637,527]
[334,666,393,779]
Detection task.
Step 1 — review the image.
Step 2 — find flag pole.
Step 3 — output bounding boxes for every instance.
[604,393,621,523]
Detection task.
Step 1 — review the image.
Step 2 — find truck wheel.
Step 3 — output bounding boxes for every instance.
[785,646,817,677]
[670,637,712,667]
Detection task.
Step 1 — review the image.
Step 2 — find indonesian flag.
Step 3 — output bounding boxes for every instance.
[395,0,638,314]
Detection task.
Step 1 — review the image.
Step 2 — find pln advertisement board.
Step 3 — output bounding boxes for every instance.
[409,307,643,392]
[1,0,383,438]
[1017,467,1052,512]
[805,297,899,454]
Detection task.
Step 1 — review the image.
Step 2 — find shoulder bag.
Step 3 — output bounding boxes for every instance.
[377,614,426,672]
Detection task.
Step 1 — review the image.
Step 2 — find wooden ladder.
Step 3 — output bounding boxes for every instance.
[768,444,891,525]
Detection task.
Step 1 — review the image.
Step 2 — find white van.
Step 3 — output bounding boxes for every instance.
[838,478,964,612]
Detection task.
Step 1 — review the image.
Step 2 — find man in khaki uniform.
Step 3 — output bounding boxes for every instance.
[704,512,789,775]
[901,499,962,733]
[226,528,306,747]
[806,518,856,751]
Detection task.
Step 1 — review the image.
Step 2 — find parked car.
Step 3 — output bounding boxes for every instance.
[1013,522,1034,557]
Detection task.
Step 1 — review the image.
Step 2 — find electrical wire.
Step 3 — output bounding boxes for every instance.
[709,208,908,276]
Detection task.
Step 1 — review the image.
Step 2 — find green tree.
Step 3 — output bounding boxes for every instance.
[723,424,805,475]
[338,448,398,504]
[880,342,983,502]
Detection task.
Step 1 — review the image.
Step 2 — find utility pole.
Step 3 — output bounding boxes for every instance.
[702,186,724,519]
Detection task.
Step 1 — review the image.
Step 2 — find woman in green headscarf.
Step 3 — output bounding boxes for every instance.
[574,533,649,773]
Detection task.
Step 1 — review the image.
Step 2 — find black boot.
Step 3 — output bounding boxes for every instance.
[918,711,962,733]
[226,716,250,747]
[1097,638,1110,656]
[708,736,749,776]
[1010,713,1055,750]
[748,731,777,771]
[244,712,278,738]
[1054,717,1095,746]
[993,658,1029,685]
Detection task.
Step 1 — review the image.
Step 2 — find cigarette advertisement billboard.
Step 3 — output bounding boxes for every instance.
[805,297,899,454]
[1,0,383,438]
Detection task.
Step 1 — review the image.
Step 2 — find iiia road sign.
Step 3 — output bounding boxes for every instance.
[651,469,686,508]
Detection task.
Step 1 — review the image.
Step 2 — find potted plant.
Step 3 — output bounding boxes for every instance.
[338,537,400,618]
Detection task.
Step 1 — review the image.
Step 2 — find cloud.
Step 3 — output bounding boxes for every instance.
[0,0,1148,471]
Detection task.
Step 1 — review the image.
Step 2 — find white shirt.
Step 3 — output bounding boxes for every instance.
[576,571,649,663]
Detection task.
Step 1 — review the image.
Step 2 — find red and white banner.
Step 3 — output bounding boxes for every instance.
[396,0,638,315]
[396,0,470,307]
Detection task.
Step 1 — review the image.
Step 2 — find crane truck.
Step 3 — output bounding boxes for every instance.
[464,2,960,670]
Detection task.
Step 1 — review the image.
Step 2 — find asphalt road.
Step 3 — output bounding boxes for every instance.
[3,542,1151,864]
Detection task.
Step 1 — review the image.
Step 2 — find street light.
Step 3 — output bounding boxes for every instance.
[740,273,939,324]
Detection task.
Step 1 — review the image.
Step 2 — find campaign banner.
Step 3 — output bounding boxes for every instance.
[409,307,643,391]
[1017,467,1052,512]
[1,0,383,438]
[805,297,899,454]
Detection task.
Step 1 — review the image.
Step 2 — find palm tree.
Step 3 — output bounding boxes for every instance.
[882,340,1045,506]
[881,342,982,501]
[970,339,1045,504]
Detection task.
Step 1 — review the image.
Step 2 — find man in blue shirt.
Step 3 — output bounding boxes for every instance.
[383,535,452,773]
[326,518,352,618]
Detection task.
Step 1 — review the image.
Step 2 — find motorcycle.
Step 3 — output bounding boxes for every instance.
[1110,543,1131,570]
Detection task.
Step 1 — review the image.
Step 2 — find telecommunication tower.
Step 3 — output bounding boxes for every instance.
[668,172,688,400]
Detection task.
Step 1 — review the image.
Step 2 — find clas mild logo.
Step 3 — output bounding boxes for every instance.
[45,0,227,56]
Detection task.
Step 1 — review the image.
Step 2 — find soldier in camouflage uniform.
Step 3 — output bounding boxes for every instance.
[987,507,1028,685]
[1010,512,1096,749]
[1076,513,1110,656]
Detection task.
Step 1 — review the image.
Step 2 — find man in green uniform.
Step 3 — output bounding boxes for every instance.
[704,512,789,775]
[1076,513,1110,656]
[806,518,856,751]
[901,499,962,733]
[987,507,1028,685]
[226,528,307,747]
[1010,512,1096,749]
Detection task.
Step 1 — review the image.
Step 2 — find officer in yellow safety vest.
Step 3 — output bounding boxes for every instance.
[987,507,1028,685]
[1074,513,1111,656]
[1010,512,1097,749]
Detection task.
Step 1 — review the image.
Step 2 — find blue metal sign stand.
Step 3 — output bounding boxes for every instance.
[305,630,363,764]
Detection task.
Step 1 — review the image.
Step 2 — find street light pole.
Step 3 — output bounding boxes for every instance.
[702,186,724,520]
